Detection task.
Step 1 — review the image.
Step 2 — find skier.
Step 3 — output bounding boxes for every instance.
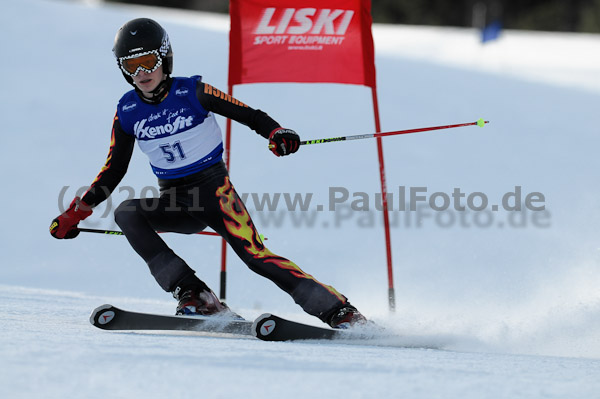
[50,18,367,329]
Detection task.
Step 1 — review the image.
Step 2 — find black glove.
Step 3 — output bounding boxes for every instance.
[268,128,300,157]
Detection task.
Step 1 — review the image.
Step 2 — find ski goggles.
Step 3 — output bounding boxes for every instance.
[119,50,163,77]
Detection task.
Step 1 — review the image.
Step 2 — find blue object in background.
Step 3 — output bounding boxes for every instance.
[482,20,503,43]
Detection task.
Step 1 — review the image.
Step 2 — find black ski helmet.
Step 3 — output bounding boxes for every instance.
[113,18,173,85]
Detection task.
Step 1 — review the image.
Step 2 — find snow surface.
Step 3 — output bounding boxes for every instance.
[2,0,600,397]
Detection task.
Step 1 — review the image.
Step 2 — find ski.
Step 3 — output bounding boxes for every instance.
[90,304,253,336]
[251,314,444,348]
[91,306,443,348]
[252,313,374,342]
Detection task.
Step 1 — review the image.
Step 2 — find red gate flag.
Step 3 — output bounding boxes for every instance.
[229,0,376,88]
[224,0,395,311]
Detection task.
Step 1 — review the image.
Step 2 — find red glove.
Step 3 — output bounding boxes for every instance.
[50,197,93,239]
[269,128,300,157]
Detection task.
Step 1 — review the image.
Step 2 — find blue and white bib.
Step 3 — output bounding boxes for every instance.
[117,76,223,179]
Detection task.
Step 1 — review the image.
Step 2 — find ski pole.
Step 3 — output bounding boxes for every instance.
[79,228,268,240]
[79,228,219,237]
[269,118,488,149]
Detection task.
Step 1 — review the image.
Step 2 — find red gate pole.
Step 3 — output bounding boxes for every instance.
[219,84,235,301]
[371,86,395,311]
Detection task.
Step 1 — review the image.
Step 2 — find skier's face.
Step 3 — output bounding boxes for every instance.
[131,66,165,97]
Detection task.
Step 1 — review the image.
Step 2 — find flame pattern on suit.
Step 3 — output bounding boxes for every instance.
[216,177,345,302]
[91,113,119,185]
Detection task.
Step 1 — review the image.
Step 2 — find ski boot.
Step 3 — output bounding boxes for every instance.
[327,304,368,329]
[173,286,241,319]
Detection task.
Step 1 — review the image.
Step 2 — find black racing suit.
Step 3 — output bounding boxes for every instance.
[81,79,349,322]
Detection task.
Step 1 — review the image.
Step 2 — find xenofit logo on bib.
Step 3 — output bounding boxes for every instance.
[175,87,189,96]
[122,101,137,112]
[134,115,194,139]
